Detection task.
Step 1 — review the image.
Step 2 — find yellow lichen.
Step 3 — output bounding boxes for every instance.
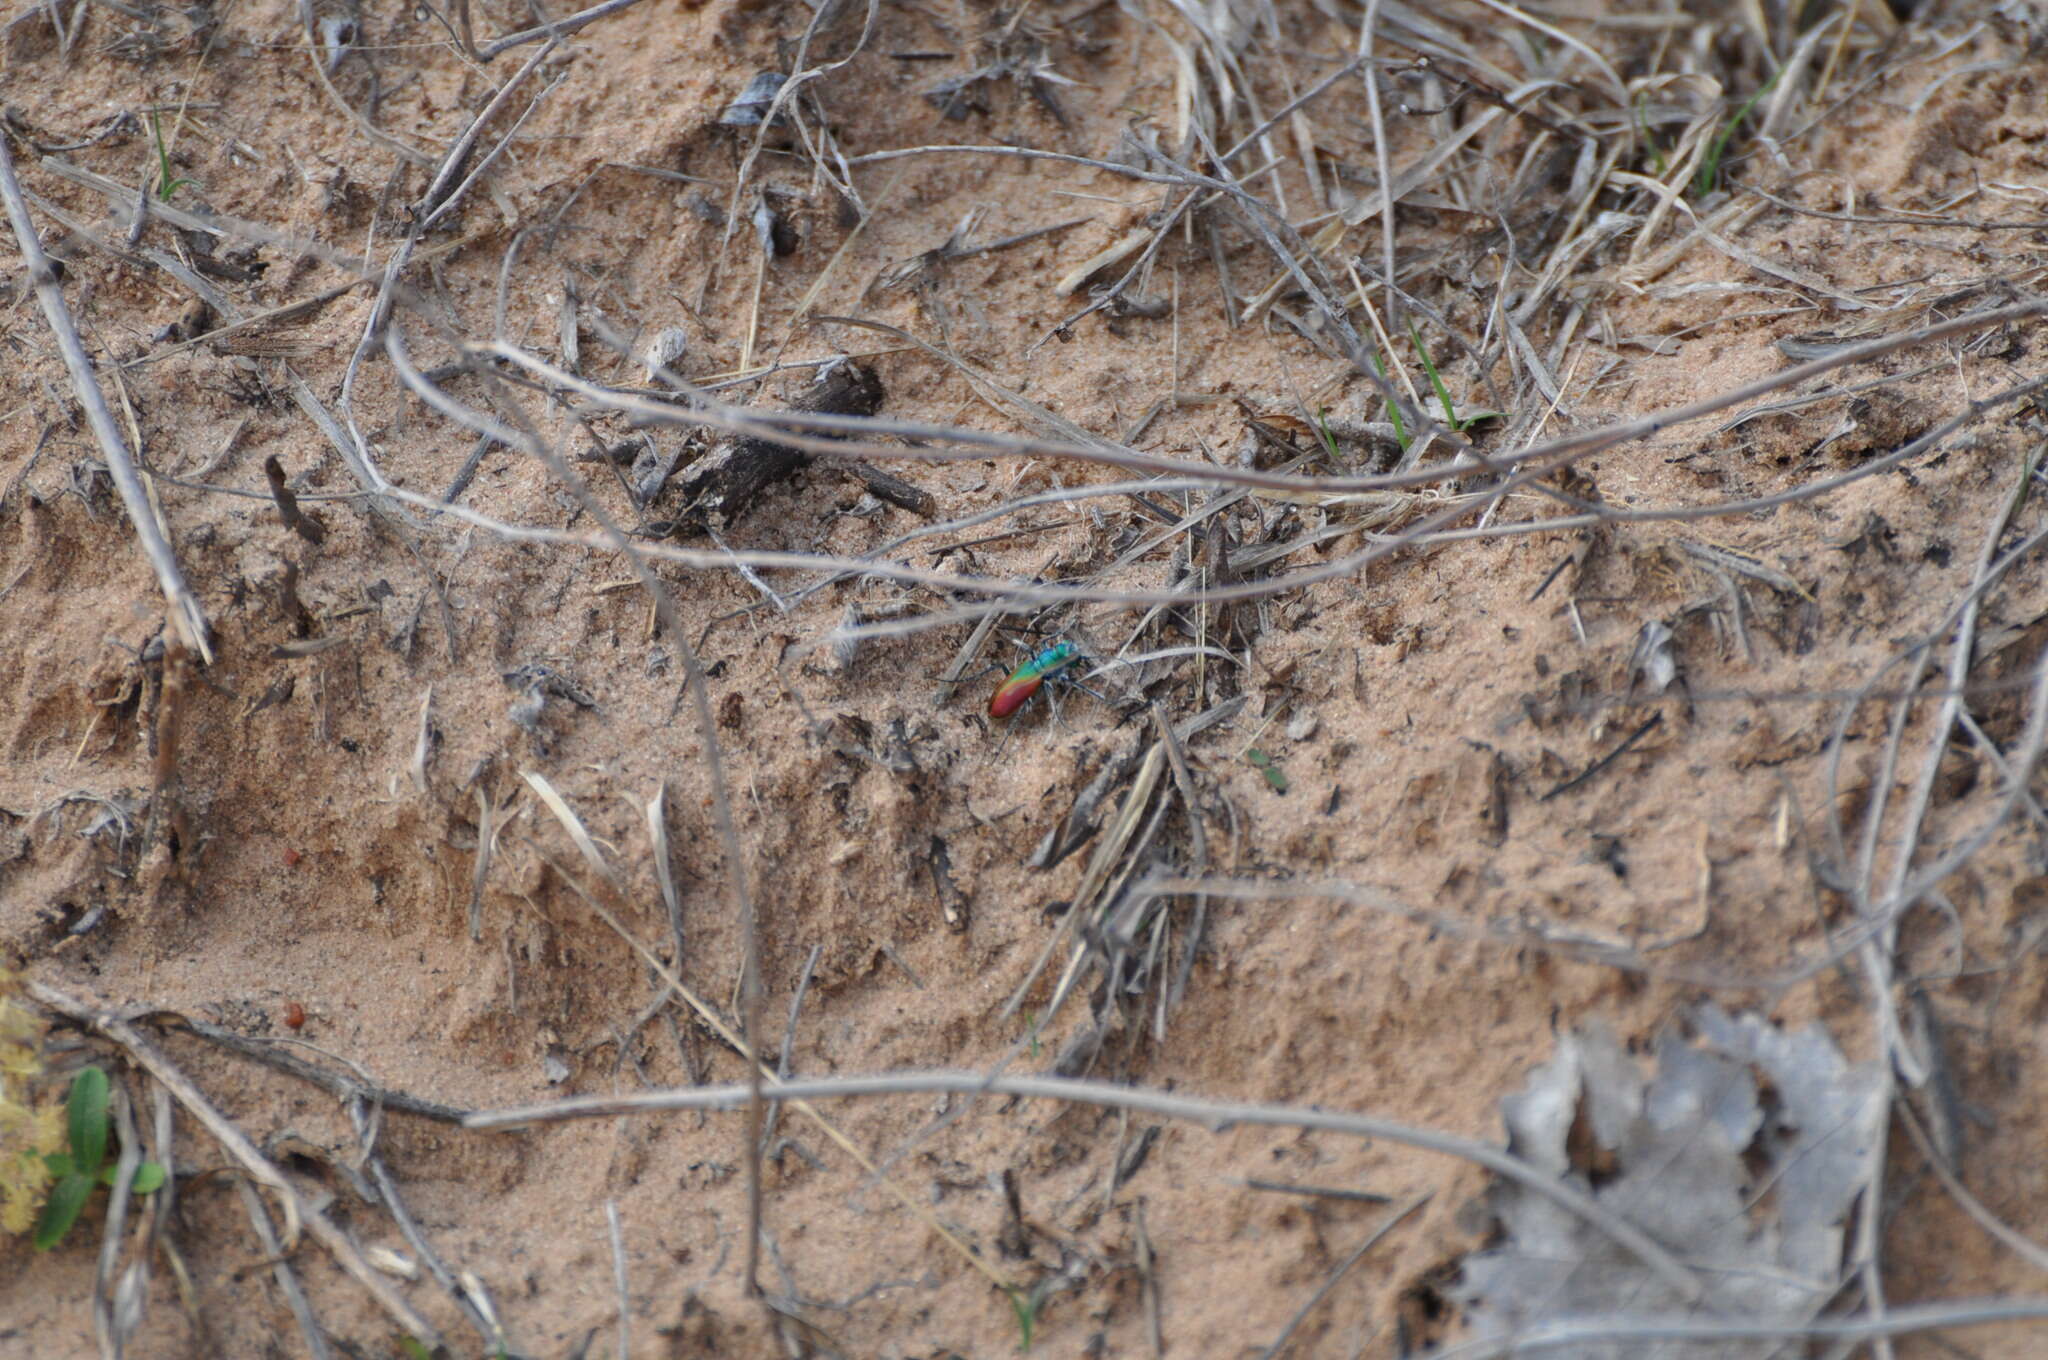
[0,970,63,1237]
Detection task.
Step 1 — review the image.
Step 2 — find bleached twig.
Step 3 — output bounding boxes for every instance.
[0,135,212,662]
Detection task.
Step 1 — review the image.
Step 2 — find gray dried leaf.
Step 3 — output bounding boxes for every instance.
[1454,1006,1886,1359]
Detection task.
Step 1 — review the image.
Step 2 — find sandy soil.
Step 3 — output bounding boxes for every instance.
[6,0,2048,1355]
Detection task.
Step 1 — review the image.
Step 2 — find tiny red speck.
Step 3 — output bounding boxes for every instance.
[283,1003,306,1030]
[283,848,301,867]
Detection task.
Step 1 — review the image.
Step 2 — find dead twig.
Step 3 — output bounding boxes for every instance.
[0,134,211,661]
[464,1069,1702,1302]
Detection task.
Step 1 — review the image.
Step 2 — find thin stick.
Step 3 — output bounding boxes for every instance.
[0,135,211,661]
[1260,1193,1431,1359]
[465,1069,1702,1302]
[760,944,822,1154]
[235,1175,333,1360]
[1358,0,1398,336]
[93,1081,142,1360]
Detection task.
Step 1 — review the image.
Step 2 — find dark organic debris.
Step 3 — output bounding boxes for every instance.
[719,72,788,128]
[502,663,598,746]
[665,361,888,528]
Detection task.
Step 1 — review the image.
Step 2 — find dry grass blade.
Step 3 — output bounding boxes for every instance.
[1002,740,1166,1023]
[606,1200,629,1360]
[645,784,684,968]
[523,768,625,892]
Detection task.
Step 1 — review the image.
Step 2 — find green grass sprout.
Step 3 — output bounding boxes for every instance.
[32,1066,165,1251]
[1005,1283,1040,1352]
[1406,321,1503,434]
[1695,65,1784,199]
[1633,93,1668,176]
[148,110,195,203]
[1365,348,1409,453]
[1246,748,1288,794]
[1314,408,1342,461]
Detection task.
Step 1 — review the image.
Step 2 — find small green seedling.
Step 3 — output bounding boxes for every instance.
[148,110,195,203]
[1314,407,1342,462]
[1005,1279,1056,1353]
[32,1066,165,1251]
[1694,67,1784,199]
[1246,748,1288,795]
[1365,347,1409,453]
[1406,321,1503,434]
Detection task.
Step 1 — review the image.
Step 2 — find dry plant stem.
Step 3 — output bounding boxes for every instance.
[1218,55,1369,165]
[469,1069,1699,1300]
[380,348,2029,618]
[606,1201,629,1360]
[178,1018,471,1122]
[477,0,648,60]
[0,135,211,662]
[26,980,445,1352]
[474,294,2044,507]
[1818,515,2048,910]
[1832,449,2045,1349]
[341,37,562,484]
[352,1102,497,1345]
[1837,447,2048,1344]
[94,1082,142,1360]
[235,1175,332,1360]
[1896,1099,2048,1276]
[1358,0,1398,337]
[1876,441,2044,947]
[761,945,823,1155]
[141,1083,177,1308]
[1261,1193,1432,1360]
